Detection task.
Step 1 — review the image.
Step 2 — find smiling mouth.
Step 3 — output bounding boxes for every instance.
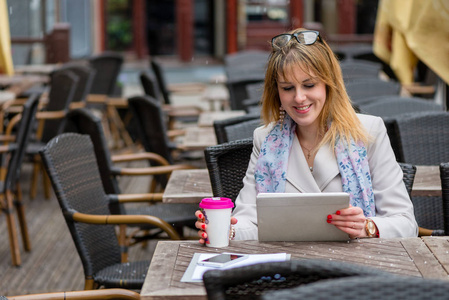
[295,104,311,111]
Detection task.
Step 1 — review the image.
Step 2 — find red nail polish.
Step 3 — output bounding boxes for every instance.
[327,214,332,220]
[202,232,206,238]
[198,213,203,219]
[336,210,341,215]
[201,224,206,230]
[327,219,332,223]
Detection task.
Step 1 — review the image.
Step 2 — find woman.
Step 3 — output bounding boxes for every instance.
[196,28,418,242]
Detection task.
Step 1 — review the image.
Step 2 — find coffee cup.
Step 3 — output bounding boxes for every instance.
[199,197,234,247]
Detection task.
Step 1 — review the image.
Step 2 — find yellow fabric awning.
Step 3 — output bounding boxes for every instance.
[0,0,13,75]
[373,0,449,84]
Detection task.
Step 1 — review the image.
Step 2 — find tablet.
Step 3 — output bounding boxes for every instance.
[256,192,350,242]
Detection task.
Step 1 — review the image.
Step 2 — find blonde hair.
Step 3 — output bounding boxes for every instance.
[261,28,369,147]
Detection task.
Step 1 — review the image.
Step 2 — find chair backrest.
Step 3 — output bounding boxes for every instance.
[398,162,416,197]
[395,111,449,165]
[438,162,449,235]
[226,76,265,111]
[89,52,123,96]
[224,50,269,67]
[203,259,389,300]
[41,69,79,143]
[139,71,162,102]
[345,78,401,104]
[204,138,253,202]
[65,108,119,195]
[261,275,449,300]
[245,82,264,101]
[52,64,96,103]
[340,60,382,81]
[39,133,122,277]
[149,59,171,105]
[5,94,40,191]
[359,96,443,118]
[213,114,261,144]
[127,95,174,167]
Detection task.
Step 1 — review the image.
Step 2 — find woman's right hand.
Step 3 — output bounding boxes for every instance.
[195,210,238,244]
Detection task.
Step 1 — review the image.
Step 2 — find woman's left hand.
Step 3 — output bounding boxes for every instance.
[327,205,367,239]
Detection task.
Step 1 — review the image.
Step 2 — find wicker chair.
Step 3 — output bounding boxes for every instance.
[65,108,198,254]
[39,133,180,290]
[394,111,449,235]
[26,69,79,199]
[245,82,264,100]
[225,74,265,111]
[262,275,449,300]
[359,96,443,161]
[3,288,140,300]
[345,78,401,104]
[204,138,253,202]
[438,162,449,236]
[213,114,261,144]
[340,60,382,81]
[88,52,123,97]
[203,259,390,300]
[139,71,202,128]
[0,94,40,266]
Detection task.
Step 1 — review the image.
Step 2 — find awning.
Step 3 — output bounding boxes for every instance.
[373,0,449,85]
[0,0,14,75]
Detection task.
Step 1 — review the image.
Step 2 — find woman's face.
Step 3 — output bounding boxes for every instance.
[277,66,327,132]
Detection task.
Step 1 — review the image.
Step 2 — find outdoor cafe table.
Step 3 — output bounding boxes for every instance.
[178,127,217,151]
[140,237,449,299]
[162,166,440,204]
[197,110,246,127]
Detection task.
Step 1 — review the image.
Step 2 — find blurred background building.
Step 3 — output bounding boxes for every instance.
[7,0,378,64]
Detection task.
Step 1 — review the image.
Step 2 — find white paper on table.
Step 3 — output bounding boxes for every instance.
[181,252,290,282]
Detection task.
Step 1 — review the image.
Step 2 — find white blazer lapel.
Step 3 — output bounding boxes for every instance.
[286,136,321,193]
[312,141,340,190]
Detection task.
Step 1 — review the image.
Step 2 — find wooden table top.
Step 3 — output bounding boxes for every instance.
[141,237,449,299]
[197,110,246,127]
[412,165,441,197]
[163,169,212,203]
[14,64,60,75]
[179,127,217,151]
[162,165,441,204]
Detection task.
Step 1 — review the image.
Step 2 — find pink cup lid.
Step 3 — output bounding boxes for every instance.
[199,197,234,209]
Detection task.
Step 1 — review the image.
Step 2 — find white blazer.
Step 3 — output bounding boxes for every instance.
[232,114,419,240]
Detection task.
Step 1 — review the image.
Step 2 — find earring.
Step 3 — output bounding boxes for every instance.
[279,106,285,126]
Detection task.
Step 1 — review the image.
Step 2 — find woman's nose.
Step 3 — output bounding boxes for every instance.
[294,89,307,101]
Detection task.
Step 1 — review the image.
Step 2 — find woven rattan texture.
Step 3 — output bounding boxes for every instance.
[205,138,253,202]
[346,78,401,104]
[439,163,449,235]
[262,275,449,300]
[89,53,123,96]
[214,114,260,144]
[203,259,390,300]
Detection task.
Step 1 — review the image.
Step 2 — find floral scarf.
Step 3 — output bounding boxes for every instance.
[254,114,375,217]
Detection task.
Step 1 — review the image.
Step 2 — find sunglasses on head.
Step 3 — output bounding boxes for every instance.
[271,30,322,49]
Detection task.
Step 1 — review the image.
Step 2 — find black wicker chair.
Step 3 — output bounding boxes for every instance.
[65,108,198,249]
[438,162,449,236]
[139,71,202,128]
[359,96,443,161]
[204,138,253,202]
[213,114,261,144]
[340,60,382,81]
[394,111,449,235]
[346,78,401,104]
[2,288,140,300]
[203,259,391,300]
[262,275,449,300]
[88,52,123,97]
[39,133,180,290]
[1,94,40,266]
[26,69,79,199]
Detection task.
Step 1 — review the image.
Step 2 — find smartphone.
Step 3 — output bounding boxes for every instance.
[197,253,248,268]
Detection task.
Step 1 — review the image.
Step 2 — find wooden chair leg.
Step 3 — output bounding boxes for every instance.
[118,224,129,263]
[4,193,21,266]
[13,185,31,251]
[84,278,96,290]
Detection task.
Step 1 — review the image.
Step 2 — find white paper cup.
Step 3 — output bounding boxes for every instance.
[199,197,234,248]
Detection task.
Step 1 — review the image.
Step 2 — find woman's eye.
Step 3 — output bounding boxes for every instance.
[304,84,315,88]
[282,86,293,91]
